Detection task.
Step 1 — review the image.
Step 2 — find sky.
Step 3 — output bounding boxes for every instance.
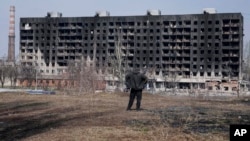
[0,0,250,57]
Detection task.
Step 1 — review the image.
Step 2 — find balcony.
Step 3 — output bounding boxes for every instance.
[174,61,182,64]
[182,68,190,71]
[182,60,190,64]
[162,39,170,42]
[182,46,190,50]
[222,31,230,34]
[57,52,66,56]
[231,23,240,27]
[232,31,239,34]
[223,24,230,27]
[182,32,191,35]
[182,39,191,42]
[230,61,239,65]
[21,40,33,43]
[232,38,239,42]
[182,53,190,57]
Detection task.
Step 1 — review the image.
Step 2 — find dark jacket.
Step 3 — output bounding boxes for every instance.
[125,71,148,90]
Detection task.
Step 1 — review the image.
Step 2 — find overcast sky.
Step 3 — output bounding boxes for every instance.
[0,0,250,57]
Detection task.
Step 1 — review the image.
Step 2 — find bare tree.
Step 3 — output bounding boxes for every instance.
[107,27,128,91]
[65,57,99,94]
[164,71,180,95]
[0,62,8,88]
[19,65,37,88]
[243,41,250,81]
[7,63,19,88]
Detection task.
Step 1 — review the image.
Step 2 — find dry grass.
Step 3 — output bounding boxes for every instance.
[0,91,249,141]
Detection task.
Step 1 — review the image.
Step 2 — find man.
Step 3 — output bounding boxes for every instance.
[125,68,148,111]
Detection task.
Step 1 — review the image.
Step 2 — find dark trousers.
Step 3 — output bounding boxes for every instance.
[127,88,142,110]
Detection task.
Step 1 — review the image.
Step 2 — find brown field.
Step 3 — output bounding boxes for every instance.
[0,91,250,141]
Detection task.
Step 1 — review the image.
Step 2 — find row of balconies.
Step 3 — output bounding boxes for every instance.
[161,39,191,42]
[161,60,190,63]
[161,52,190,56]
[161,45,192,49]
[222,53,239,57]
[58,32,82,36]
[21,33,239,43]
[58,25,82,29]
[221,38,240,42]
[58,40,82,43]
[162,31,191,35]
[222,23,240,27]
[166,68,190,71]
[20,39,33,43]
[222,31,240,34]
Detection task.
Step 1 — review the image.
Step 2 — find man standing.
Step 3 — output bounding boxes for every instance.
[125,68,148,111]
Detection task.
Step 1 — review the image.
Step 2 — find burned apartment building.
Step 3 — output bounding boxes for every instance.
[19,10,243,92]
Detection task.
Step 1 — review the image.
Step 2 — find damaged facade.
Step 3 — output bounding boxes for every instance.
[19,10,244,92]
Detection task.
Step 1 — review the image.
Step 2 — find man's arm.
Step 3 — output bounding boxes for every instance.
[139,74,148,89]
[125,74,131,88]
[142,74,148,84]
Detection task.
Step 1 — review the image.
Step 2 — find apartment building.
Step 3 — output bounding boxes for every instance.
[19,10,243,92]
